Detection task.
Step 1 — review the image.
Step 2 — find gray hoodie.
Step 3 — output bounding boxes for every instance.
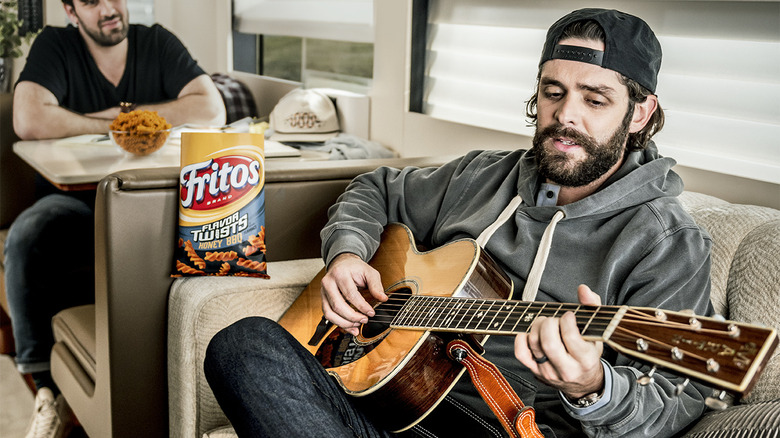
[321,143,713,437]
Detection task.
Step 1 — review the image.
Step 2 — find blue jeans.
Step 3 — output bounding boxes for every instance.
[4,193,95,374]
[205,318,569,438]
[204,317,398,438]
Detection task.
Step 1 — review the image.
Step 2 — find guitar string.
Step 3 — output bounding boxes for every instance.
[372,297,615,324]
[371,295,739,338]
[367,295,617,334]
[621,308,740,336]
[621,310,740,336]
[365,299,736,374]
[610,326,713,363]
[366,295,745,364]
[352,293,745,376]
[374,295,613,319]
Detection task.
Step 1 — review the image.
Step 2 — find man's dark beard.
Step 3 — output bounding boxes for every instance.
[532,114,631,187]
[78,14,128,47]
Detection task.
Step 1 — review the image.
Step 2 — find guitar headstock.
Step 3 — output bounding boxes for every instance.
[606,308,778,397]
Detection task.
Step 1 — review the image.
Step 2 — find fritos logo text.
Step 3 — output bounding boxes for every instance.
[180,156,261,210]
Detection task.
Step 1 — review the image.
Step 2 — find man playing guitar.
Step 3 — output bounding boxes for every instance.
[205,8,718,438]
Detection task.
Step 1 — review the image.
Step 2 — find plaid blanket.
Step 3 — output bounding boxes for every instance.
[211,73,258,124]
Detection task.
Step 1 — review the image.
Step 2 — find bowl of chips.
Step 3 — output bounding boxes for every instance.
[109,110,172,156]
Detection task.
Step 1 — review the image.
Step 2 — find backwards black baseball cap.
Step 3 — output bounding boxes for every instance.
[539,8,662,93]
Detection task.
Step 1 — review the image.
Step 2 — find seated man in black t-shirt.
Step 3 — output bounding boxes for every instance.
[13,1,225,139]
[6,1,225,436]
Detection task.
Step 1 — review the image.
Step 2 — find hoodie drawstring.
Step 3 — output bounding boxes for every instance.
[476,195,565,302]
[521,210,564,301]
[476,195,524,247]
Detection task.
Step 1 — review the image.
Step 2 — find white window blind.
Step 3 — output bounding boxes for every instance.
[233,0,374,43]
[423,0,780,184]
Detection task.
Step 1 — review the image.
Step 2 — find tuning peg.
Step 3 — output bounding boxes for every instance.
[674,378,690,396]
[704,390,729,410]
[637,366,657,386]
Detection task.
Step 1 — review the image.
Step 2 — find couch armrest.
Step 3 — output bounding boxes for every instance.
[168,258,324,438]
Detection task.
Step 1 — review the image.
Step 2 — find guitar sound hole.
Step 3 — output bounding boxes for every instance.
[361,286,413,339]
[314,286,414,368]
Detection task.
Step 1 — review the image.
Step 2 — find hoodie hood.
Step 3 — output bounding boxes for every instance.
[517,141,681,220]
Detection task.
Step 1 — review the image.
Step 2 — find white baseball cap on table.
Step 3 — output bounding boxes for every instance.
[268,89,340,142]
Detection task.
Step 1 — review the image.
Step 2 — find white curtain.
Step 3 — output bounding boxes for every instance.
[233,0,374,43]
[424,0,780,184]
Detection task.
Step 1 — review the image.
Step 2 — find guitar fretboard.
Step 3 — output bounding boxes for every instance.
[386,294,626,339]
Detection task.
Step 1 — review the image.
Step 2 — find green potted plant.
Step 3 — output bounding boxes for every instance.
[0,0,36,92]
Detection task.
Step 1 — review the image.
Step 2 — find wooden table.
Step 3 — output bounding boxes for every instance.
[13,135,325,191]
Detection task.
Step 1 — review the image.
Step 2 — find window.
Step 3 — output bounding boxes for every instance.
[232,0,374,93]
[412,0,780,184]
[127,0,154,25]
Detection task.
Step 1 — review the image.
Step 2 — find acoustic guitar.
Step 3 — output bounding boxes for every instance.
[277,223,778,432]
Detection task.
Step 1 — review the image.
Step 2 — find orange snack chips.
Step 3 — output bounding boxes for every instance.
[109,110,172,156]
[172,132,268,278]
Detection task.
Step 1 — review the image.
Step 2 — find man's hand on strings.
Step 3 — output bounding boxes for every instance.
[514,284,605,400]
[320,253,387,336]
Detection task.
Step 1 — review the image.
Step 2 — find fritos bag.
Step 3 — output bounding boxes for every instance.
[172,132,269,278]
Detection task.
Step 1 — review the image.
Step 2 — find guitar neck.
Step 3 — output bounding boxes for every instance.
[388,294,627,341]
[371,292,777,396]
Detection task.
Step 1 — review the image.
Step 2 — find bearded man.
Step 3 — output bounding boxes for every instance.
[13,0,224,139]
[204,8,714,438]
[6,1,224,436]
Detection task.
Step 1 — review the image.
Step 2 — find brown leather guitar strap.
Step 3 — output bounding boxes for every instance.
[447,339,545,438]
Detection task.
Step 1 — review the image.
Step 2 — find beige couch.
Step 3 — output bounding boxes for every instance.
[167,188,780,437]
[49,156,451,438]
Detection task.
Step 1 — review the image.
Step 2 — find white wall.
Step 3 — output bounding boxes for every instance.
[156,0,231,74]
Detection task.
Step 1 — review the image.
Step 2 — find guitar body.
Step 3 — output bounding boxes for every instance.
[278,223,778,432]
[278,223,513,431]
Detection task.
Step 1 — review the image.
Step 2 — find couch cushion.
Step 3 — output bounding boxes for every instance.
[51,304,96,381]
[726,218,780,404]
[682,199,780,404]
[168,258,325,438]
[682,399,780,437]
[682,196,780,318]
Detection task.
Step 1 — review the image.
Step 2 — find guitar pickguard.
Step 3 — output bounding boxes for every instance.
[315,329,376,368]
[315,285,416,368]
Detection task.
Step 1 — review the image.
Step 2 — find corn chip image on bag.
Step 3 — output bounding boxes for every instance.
[172,132,268,278]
